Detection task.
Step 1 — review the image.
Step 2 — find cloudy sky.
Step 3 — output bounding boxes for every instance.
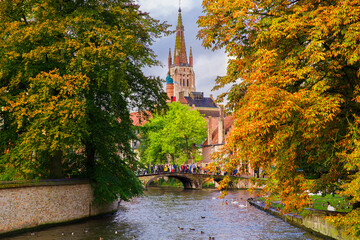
[136,0,229,103]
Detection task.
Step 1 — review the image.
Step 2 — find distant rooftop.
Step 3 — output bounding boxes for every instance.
[130,111,152,126]
[182,92,218,109]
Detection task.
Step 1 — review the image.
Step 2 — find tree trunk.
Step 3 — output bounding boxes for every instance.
[49,150,64,179]
[353,201,360,210]
[85,142,96,177]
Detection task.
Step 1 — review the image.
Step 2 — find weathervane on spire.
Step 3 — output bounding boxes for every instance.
[179,0,181,12]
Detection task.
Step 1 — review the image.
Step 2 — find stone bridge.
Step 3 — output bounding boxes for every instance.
[137,173,266,190]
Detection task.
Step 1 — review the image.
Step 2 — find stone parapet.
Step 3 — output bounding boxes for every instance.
[0,179,118,236]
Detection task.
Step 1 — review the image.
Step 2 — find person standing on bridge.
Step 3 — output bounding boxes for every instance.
[192,164,196,174]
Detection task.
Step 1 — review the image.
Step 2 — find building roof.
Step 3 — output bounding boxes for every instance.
[166,74,173,84]
[130,111,152,126]
[183,96,218,109]
[197,110,220,118]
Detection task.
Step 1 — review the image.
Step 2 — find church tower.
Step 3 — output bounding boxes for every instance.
[167,7,195,101]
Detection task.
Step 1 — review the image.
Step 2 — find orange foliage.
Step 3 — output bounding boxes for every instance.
[198,0,360,236]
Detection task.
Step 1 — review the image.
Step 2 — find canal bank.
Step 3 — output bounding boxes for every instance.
[248,198,353,240]
[0,179,118,237]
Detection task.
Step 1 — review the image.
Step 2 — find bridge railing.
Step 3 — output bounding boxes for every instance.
[135,171,253,179]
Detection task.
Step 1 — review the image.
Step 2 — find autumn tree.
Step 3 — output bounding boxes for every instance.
[139,102,207,165]
[0,0,169,203]
[198,0,360,235]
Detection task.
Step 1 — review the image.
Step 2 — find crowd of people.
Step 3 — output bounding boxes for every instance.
[136,163,207,175]
[136,163,244,177]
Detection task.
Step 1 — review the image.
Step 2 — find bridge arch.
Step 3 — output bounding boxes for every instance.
[138,173,266,190]
[138,173,206,190]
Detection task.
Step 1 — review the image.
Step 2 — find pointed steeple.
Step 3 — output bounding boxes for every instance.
[189,47,193,67]
[168,48,172,69]
[168,6,196,101]
[174,8,188,66]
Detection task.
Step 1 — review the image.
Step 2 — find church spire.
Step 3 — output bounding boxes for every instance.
[189,47,193,67]
[174,7,188,66]
[168,48,172,69]
[168,5,196,101]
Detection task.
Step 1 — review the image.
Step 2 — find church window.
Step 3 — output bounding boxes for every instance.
[187,79,189,86]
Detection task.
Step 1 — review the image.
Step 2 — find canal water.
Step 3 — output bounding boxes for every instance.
[5,187,323,240]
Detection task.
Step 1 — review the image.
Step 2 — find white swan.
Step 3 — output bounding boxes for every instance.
[238,201,248,208]
[327,202,335,211]
[231,199,239,204]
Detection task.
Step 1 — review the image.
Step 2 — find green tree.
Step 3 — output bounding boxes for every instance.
[139,102,207,165]
[0,0,169,203]
[198,0,360,236]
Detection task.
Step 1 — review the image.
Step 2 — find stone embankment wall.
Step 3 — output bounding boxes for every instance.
[0,179,118,235]
[249,199,355,240]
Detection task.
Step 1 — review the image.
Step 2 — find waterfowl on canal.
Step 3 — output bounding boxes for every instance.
[189,228,195,231]
[201,216,205,219]
[327,202,335,211]
[238,201,248,208]
[178,227,184,230]
[200,231,205,234]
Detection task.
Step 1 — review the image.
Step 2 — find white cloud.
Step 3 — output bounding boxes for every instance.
[136,0,199,18]
[194,52,230,102]
[195,53,228,84]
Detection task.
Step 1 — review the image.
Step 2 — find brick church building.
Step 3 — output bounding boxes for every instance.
[131,7,234,163]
